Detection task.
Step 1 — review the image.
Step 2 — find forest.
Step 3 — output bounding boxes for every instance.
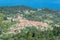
[0,6,60,40]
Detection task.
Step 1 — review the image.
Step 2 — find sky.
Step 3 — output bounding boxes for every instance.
[0,0,60,10]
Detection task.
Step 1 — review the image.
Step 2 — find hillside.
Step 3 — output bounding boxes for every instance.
[23,8,60,26]
[0,6,60,32]
[0,6,60,40]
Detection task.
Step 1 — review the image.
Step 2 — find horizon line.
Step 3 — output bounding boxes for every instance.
[0,5,60,10]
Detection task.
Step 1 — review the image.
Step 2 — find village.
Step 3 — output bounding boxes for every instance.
[7,10,49,34]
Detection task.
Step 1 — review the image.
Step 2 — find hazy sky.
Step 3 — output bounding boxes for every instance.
[0,0,60,10]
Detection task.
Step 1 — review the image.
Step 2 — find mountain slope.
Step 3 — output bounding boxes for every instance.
[0,6,60,33]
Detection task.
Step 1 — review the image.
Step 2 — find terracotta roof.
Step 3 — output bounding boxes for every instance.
[19,19,48,27]
[8,16,48,33]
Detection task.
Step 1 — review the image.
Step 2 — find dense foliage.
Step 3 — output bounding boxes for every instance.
[0,26,60,40]
[0,6,60,40]
[23,9,60,25]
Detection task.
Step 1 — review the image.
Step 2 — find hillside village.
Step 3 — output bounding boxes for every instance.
[7,11,49,34]
[0,6,60,40]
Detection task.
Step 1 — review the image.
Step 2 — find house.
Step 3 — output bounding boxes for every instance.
[8,14,48,33]
[7,17,12,20]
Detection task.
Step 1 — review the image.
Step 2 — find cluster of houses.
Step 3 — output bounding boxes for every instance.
[5,10,53,34]
[8,13,49,34]
[7,16,18,22]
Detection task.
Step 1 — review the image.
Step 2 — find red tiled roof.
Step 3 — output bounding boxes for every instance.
[8,16,48,33]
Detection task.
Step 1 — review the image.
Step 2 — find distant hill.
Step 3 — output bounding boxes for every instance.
[0,6,60,22]
[0,6,60,40]
[0,6,60,28]
[0,6,37,16]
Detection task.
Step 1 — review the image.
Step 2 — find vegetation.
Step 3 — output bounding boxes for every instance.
[0,26,60,40]
[0,6,60,40]
[23,9,60,25]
